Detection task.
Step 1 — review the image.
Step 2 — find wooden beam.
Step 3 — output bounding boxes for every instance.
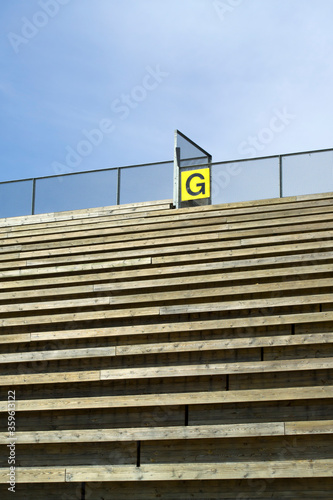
[2,357,331,387]
[0,346,115,364]
[100,358,333,381]
[0,256,152,279]
[0,422,286,444]
[160,293,333,316]
[0,333,31,345]
[0,467,66,483]
[1,459,333,484]
[29,311,333,342]
[0,386,332,412]
[285,420,333,435]
[2,420,331,445]
[115,333,333,357]
[65,459,333,481]
[0,370,100,386]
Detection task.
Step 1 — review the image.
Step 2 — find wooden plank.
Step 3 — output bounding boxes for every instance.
[0,346,115,364]
[1,386,332,412]
[0,296,110,313]
[101,358,333,381]
[0,467,66,483]
[0,305,160,328]
[115,333,333,357]
[152,242,333,266]
[0,256,152,279]
[0,370,100,386]
[29,311,333,342]
[65,459,333,481]
[285,420,333,435]
[0,284,95,301]
[2,357,331,387]
[107,279,333,307]
[0,333,31,345]
[0,422,286,444]
[160,293,333,316]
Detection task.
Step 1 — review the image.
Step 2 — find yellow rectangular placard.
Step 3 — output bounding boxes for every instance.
[181,168,210,201]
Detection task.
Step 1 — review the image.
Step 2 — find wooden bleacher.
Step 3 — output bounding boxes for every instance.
[0,193,332,499]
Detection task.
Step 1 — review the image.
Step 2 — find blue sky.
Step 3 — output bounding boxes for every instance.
[1,0,333,187]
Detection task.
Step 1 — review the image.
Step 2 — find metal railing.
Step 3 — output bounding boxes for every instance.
[0,145,332,219]
[210,147,333,205]
[0,160,173,218]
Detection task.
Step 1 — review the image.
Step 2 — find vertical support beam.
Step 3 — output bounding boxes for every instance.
[279,155,283,198]
[116,168,121,205]
[31,178,36,215]
[173,142,181,208]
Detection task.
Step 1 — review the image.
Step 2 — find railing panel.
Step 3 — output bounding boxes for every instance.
[0,180,33,218]
[282,150,333,197]
[119,162,173,205]
[34,170,118,214]
[211,157,280,204]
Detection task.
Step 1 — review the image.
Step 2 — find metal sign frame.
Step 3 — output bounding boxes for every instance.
[173,129,212,209]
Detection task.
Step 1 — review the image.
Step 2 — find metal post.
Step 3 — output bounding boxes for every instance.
[279,155,283,198]
[31,178,36,215]
[173,129,181,208]
[116,168,121,205]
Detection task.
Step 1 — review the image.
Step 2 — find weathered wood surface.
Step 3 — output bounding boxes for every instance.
[1,458,333,484]
[1,420,331,444]
[1,386,332,413]
[0,193,332,496]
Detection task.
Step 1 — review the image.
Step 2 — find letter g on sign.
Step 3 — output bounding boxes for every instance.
[181,168,210,201]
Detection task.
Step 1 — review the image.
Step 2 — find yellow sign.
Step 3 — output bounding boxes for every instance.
[181,168,210,201]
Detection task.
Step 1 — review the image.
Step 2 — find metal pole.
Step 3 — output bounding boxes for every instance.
[173,147,181,208]
[173,129,180,208]
[31,178,36,215]
[116,168,121,205]
[279,155,283,198]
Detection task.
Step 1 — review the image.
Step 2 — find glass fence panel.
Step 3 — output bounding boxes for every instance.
[35,169,118,214]
[176,130,211,166]
[282,150,333,197]
[119,162,173,204]
[0,180,33,218]
[212,157,280,204]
